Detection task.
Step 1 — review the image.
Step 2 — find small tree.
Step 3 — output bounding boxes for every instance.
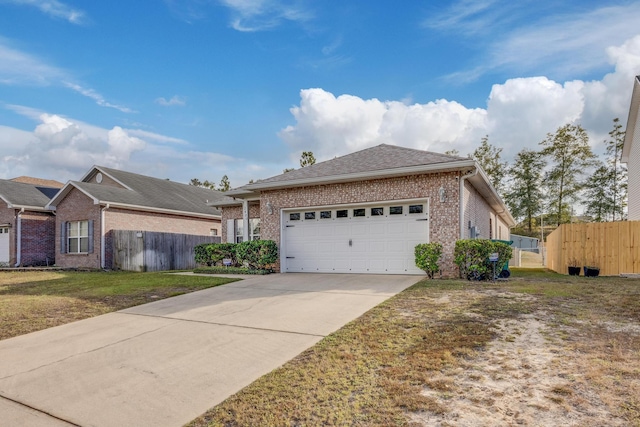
[300,151,316,167]
[472,135,507,193]
[218,175,231,192]
[605,118,627,221]
[414,243,443,279]
[504,149,546,232]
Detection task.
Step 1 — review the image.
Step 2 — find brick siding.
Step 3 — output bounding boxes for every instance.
[56,187,221,269]
[0,203,56,266]
[222,172,465,275]
[21,212,56,266]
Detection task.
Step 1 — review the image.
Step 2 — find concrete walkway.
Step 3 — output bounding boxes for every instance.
[0,273,421,427]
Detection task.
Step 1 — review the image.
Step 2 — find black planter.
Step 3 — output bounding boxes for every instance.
[584,267,600,277]
[568,266,581,276]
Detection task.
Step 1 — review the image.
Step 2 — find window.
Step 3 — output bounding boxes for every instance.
[235,218,261,243]
[390,206,403,215]
[289,213,300,221]
[235,219,244,243]
[0,227,8,234]
[409,205,423,214]
[250,218,261,241]
[67,221,89,253]
[210,229,218,236]
[336,210,348,218]
[353,208,366,217]
[371,207,384,216]
[305,212,316,220]
[320,211,332,219]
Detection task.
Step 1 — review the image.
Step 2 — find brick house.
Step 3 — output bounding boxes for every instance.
[0,178,62,266]
[623,75,640,220]
[47,166,229,269]
[214,144,515,276]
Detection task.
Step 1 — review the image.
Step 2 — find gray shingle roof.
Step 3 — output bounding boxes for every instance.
[59,166,233,217]
[249,144,467,186]
[0,179,57,208]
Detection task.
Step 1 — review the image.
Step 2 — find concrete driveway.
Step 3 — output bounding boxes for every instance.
[0,273,421,427]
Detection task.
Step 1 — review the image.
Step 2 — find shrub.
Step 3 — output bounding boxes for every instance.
[414,242,443,279]
[194,243,237,266]
[196,240,278,270]
[453,239,512,280]
[236,240,278,270]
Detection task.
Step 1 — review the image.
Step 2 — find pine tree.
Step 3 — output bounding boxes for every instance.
[583,163,613,222]
[472,135,507,193]
[218,175,231,192]
[540,124,596,226]
[300,151,316,167]
[605,118,627,220]
[504,149,546,232]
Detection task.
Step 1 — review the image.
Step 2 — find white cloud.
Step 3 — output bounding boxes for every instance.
[219,0,311,31]
[0,38,67,85]
[431,1,640,81]
[155,95,186,107]
[63,82,135,113]
[280,35,640,163]
[1,0,87,24]
[0,39,134,113]
[0,109,262,186]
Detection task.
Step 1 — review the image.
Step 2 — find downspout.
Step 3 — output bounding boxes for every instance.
[100,204,110,269]
[14,208,24,267]
[459,168,478,239]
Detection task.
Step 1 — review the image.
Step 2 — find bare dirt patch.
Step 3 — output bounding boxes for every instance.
[188,271,640,427]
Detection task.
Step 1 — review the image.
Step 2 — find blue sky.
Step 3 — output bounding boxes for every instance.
[1,0,640,188]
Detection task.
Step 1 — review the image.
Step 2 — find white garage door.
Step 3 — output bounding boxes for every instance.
[282,201,429,274]
[0,227,10,264]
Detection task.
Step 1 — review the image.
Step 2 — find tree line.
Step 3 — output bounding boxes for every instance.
[472,118,627,235]
[189,151,317,192]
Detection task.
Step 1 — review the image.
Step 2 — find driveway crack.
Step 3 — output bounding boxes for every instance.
[0,393,81,426]
[0,318,177,381]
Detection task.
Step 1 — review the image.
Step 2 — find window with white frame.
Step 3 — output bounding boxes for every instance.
[67,221,89,253]
[235,218,261,243]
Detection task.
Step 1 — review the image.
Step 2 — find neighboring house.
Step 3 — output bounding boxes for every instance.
[0,178,62,266]
[510,234,539,252]
[46,166,229,269]
[214,144,515,276]
[622,75,640,220]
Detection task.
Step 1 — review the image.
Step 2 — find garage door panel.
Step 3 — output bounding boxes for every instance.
[284,202,428,275]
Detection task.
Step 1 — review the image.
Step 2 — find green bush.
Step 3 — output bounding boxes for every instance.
[194,243,237,266]
[236,240,278,270]
[414,242,443,279]
[195,240,278,270]
[453,239,512,280]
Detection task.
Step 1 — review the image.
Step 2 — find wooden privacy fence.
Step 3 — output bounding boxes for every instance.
[546,221,640,276]
[112,230,221,272]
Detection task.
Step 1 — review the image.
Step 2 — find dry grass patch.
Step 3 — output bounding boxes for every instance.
[0,271,238,340]
[188,269,640,427]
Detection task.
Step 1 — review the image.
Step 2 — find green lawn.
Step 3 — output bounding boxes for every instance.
[0,271,238,340]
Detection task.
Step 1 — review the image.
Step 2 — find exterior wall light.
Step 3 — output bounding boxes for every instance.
[266,201,274,215]
[439,186,446,203]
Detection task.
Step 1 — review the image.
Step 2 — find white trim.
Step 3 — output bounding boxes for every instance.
[100,204,110,269]
[80,166,133,191]
[226,160,476,195]
[279,197,431,212]
[242,200,250,242]
[460,168,478,239]
[623,76,640,163]
[14,208,23,267]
